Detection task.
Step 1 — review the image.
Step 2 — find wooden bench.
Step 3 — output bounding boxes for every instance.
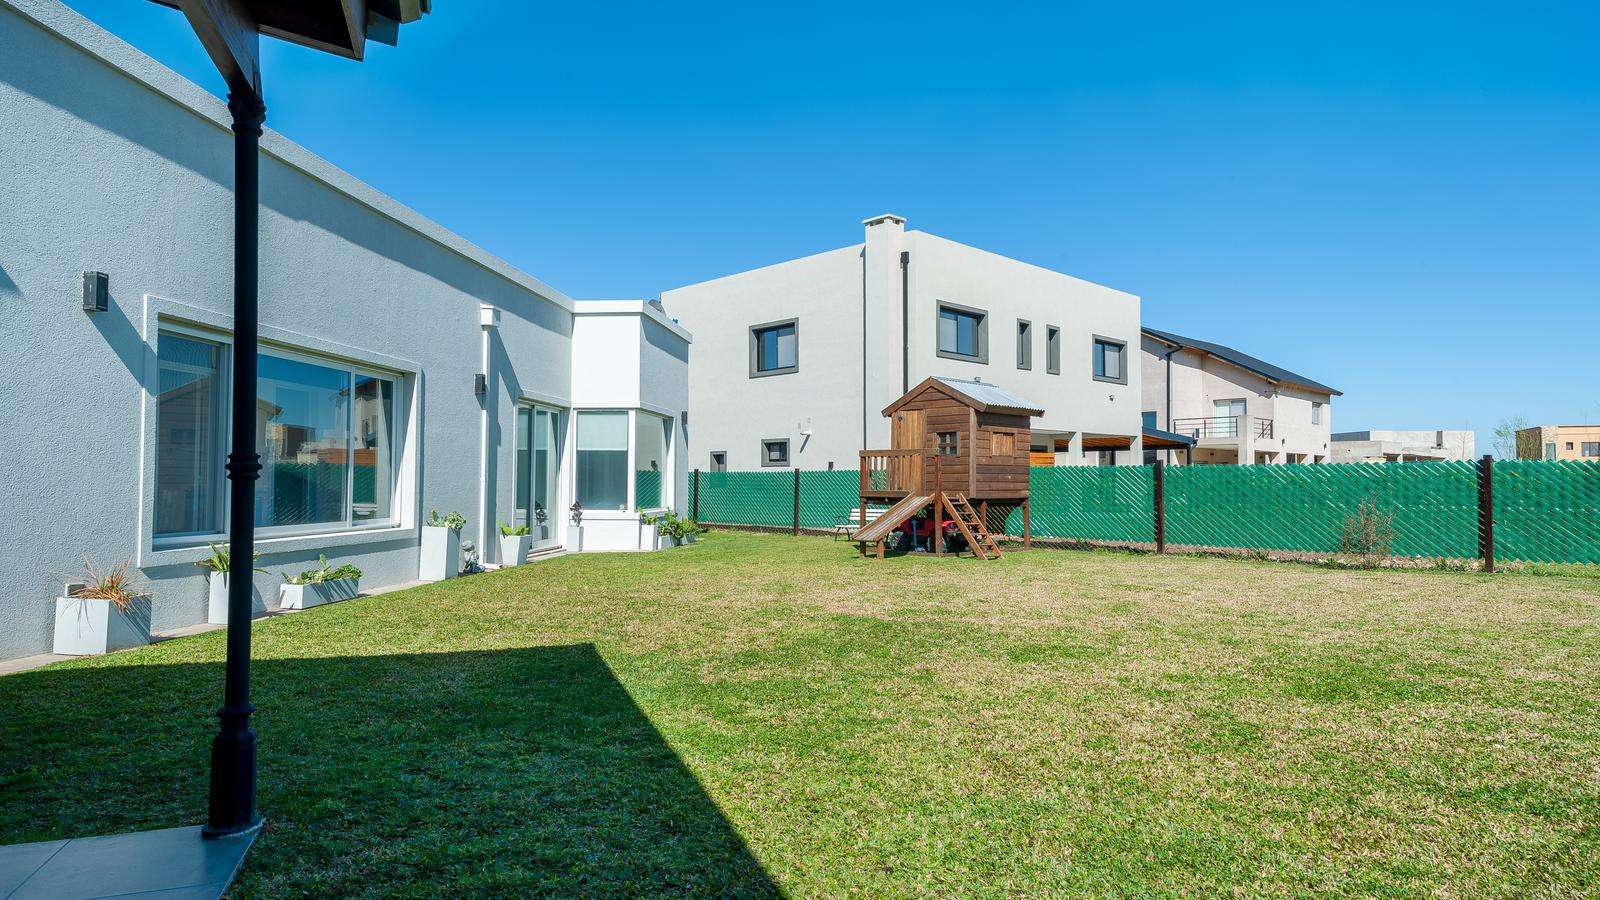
[832,507,888,540]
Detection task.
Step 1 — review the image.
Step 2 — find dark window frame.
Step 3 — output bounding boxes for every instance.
[936,431,959,457]
[1016,319,1032,370]
[761,438,790,467]
[936,301,989,364]
[709,451,727,472]
[1045,325,1061,375]
[748,318,799,377]
[1091,334,1129,385]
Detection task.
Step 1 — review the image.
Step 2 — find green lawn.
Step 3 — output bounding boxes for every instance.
[3,531,1598,896]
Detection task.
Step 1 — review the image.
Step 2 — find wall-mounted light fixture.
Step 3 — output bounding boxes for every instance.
[474,373,487,396]
[82,271,109,312]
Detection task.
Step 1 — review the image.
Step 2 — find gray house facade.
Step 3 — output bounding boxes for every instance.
[0,0,688,662]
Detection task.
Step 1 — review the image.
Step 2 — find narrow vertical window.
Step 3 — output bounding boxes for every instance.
[1046,326,1061,375]
[634,412,668,509]
[1016,320,1032,370]
[1311,402,1323,425]
[351,374,395,522]
[155,333,227,537]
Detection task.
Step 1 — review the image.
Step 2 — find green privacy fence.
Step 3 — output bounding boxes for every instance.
[692,460,1600,566]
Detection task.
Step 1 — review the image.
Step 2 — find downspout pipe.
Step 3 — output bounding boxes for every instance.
[1163,346,1178,464]
[478,305,498,562]
[900,250,910,395]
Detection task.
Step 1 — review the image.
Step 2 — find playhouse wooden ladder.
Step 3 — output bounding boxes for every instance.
[942,493,1003,560]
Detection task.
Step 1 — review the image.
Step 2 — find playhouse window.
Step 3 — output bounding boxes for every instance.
[936,432,958,456]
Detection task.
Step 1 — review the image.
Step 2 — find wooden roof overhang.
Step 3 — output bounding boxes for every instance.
[1081,435,1134,450]
[1141,426,1197,450]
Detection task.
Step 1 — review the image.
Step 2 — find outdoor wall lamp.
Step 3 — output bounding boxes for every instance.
[474,373,487,396]
[82,271,109,312]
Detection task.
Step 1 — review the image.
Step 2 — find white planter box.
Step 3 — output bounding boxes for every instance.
[568,525,584,553]
[53,595,152,655]
[499,534,533,567]
[656,533,680,550]
[419,526,461,582]
[684,533,698,544]
[278,577,359,610]
[641,521,660,551]
[208,572,268,624]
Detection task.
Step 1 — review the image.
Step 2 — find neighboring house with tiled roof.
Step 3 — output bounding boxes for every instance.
[1141,327,1340,465]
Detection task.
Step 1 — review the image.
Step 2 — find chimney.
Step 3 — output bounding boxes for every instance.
[863,212,906,241]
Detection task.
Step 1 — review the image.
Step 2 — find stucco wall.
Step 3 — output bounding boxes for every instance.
[663,245,866,471]
[0,1,681,660]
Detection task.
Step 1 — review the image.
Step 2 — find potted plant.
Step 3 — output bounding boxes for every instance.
[53,557,151,656]
[640,510,665,549]
[278,555,362,610]
[679,517,706,544]
[568,502,584,552]
[194,542,265,624]
[421,509,466,581]
[499,521,532,567]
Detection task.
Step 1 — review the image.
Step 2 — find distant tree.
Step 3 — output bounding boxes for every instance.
[1493,416,1530,459]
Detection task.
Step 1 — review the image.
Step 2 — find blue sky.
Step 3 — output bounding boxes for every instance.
[63,1,1600,453]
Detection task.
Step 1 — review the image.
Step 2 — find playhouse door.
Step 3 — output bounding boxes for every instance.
[892,409,925,491]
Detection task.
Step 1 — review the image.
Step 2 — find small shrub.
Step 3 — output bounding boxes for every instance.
[498,521,531,537]
[194,542,266,575]
[426,509,467,531]
[285,554,362,585]
[70,557,144,612]
[1340,498,1396,566]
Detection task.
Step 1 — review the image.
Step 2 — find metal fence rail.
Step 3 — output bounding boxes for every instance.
[690,458,1600,566]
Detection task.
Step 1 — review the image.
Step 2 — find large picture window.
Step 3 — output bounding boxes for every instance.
[155,333,228,537]
[154,330,401,543]
[577,411,630,511]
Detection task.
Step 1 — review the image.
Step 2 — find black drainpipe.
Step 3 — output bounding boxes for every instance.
[900,251,910,394]
[1164,345,1178,465]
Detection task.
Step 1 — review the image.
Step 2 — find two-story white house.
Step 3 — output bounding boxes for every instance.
[1141,327,1340,465]
[662,214,1145,471]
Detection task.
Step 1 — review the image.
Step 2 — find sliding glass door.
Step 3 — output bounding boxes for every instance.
[514,405,562,550]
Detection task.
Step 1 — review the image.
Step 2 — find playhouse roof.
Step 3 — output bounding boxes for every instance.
[884,376,1046,418]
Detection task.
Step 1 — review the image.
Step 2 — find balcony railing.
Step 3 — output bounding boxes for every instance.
[1171,415,1273,440]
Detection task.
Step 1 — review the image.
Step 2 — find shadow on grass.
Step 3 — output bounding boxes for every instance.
[0,644,778,896]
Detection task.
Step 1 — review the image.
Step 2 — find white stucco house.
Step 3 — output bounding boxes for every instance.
[1141,327,1340,465]
[662,214,1145,472]
[0,0,688,662]
[1330,430,1475,463]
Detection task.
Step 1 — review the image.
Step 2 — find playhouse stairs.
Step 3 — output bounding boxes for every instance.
[943,493,1003,560]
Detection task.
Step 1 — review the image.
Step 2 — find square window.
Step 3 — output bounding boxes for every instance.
[936,431,958,456]
[750,320,798,376]
[1092,337,1127,384]
[710,451,727,472]
[993,432,1016,456]
[762,439,790,467]
[1583,442,1600,458]
[936,303,987,362]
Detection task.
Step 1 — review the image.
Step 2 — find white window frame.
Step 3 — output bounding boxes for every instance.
[1312,402,1323,425]
[151,323,407,550]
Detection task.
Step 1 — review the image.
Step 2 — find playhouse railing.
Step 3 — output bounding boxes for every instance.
[859,448,924,496]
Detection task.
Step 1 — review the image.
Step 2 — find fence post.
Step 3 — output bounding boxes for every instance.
[792,467,801,536]
[1478,454,1495,573]
[1153,459,1166,554]
[692,468,700,521]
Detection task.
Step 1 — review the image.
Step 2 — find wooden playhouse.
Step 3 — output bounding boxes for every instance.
[852,376,1044,559]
